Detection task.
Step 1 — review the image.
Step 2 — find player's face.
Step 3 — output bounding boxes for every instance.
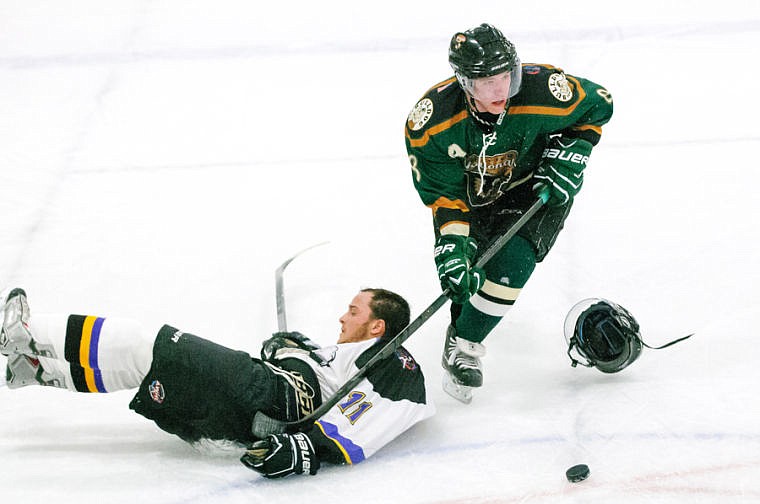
[471,71,511,114]
[338,291,380,344]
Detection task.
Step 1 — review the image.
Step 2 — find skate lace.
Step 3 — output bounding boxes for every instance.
[452,351,481,370]
[446,338,482,370]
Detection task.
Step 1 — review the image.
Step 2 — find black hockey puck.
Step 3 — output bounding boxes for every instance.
[565,464,590,482]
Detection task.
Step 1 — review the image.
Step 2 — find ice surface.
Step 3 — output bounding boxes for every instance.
[2,1,759,502]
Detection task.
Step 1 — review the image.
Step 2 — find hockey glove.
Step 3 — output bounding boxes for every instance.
[260,331,321,362]
[240,433,320,478]
[533,136,593,206]
[434,234,485,304]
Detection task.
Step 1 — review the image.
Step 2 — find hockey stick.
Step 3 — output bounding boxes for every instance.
[253,196,547,436]
[275,241,329,332]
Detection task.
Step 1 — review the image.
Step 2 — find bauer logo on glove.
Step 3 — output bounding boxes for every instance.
[533,136,594,206]
[541,144,589,166]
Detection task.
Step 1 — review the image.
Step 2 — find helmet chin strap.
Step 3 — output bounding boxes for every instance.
[567,331,694,369]
[566,337,592,369]
[640,332,694,350]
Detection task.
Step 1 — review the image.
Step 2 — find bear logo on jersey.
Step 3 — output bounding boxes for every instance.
[408,98,434,131]
[548,72,573,102]
[464,150,518,206]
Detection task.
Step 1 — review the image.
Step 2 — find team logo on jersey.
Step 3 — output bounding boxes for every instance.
[408,98,434,131]
[548,72,573,102]
[464,150,518,206]
[148,380,165,404]
[395,348,418,371]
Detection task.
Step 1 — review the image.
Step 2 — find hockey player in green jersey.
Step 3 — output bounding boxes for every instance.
[405,23,613,402]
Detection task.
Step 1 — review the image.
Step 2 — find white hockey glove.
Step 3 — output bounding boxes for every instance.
[533,136,593,206]
[240,432,320,478]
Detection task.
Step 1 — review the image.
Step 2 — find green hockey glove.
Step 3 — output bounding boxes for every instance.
[533,136,593,206]
[434,234,485,304]
[240,432,320,478]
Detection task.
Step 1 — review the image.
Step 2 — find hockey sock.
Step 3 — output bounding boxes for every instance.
[28,314,153,392]
[456,236,536,343]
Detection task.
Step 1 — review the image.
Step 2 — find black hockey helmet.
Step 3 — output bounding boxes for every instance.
[448,23,522,98]
[564,298,643,373]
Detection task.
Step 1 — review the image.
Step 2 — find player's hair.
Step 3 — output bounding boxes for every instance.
[361,288,410,340]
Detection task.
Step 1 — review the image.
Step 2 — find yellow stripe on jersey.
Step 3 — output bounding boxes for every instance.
[508,75,587,117]
[406,110,469,148]
[428,195,470,213]
[572,123,603,135]
[314,421,354,465]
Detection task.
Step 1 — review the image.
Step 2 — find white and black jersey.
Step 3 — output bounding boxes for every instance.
[274,338,435,465]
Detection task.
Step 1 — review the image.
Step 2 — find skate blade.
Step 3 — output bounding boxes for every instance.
[442,373,473,404]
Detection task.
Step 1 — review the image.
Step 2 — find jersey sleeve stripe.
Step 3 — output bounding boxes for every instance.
[508,75,587,117]
[314,420,366,465]
[428,196,470,213]
[572,124,603,135]
[406,110,469,148]
[439,221,470,236]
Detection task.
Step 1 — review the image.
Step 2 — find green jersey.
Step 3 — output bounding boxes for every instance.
[404,64,613,235]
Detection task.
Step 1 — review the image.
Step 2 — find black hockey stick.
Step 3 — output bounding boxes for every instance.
[254,196,547,436]
[275,242,329,332]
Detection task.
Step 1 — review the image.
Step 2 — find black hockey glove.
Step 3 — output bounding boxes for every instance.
[260,331,321,362]
[240,433,320,478]
[434,234,485,304]
[533,136,593,206]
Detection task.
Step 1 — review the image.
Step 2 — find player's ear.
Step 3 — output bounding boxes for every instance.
[370,318,386,338]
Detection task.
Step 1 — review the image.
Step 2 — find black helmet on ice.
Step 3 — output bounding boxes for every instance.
[448,23,522,98]
[564,298,643,373]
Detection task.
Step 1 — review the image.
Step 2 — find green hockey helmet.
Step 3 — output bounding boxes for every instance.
[448,23,522,98]
[563,298,643,373]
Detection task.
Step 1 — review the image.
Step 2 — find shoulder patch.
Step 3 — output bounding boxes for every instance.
[548,72,573,102]
[408,98,434,131]
[394,347,418,370]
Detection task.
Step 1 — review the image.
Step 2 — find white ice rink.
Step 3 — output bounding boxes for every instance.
[2,1,760,502]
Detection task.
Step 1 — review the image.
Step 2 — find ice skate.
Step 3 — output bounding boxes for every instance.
[1,288,63,388]
[0,288,56,358]
[5,353,64,389]
[0,288,33,356]
[441,325,485,403]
